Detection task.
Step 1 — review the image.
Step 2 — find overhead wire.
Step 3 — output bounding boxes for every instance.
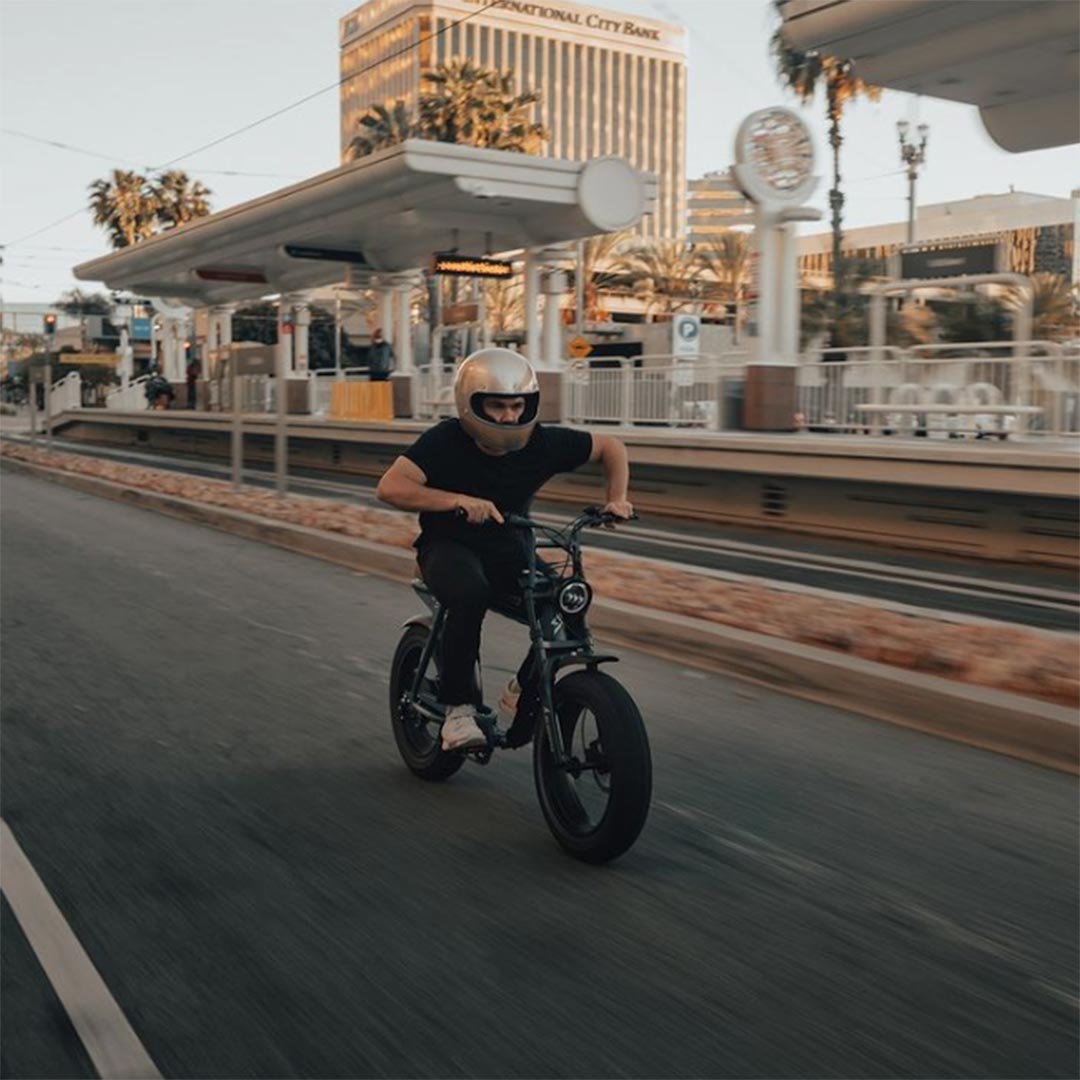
[0,129,303,179]
[2,0,502,251]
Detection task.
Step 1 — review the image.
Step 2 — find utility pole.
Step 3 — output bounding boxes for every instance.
[897,120,930,245]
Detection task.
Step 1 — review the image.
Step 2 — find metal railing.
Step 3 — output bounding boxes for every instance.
[417,361,459,419]
[796,346,905,433]
[209,369,377,415]
[796,341,1078,438]
[105,375,150,411]
[309,368,371,416]
[564,354,747,430]
[218,375,272,412]
[48,372,82,413]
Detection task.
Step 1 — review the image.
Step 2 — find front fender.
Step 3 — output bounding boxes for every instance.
[551,653,619,677]
[403,614,433,632]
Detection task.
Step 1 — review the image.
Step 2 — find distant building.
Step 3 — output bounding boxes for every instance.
[339,0,689,238]
[797,189,1079,289]
[686,170,752,247]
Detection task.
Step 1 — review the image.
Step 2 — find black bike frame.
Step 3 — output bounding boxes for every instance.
[405,510,620,767]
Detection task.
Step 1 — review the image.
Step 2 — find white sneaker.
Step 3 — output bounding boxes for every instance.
[441,705,487,751]
[499,677,522,717]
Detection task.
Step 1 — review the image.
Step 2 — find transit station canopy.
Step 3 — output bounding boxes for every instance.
[74,141,655,307]
[780,0,1079,153]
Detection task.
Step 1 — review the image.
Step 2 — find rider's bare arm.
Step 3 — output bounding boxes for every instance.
[588,435,633,520]
[376,457,503,523]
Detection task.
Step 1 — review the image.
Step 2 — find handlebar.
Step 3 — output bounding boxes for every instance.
[455,505,638,533]
[505,506,638,531]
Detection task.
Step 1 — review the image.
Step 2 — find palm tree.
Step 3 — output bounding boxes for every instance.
[88,169,159,248]
[616,239,703,319]
[696,231,750,340]
[770,9,880,316]
[468,68,547,152]
[151,170,212,229]
[577,229,633,321]
[420,61,547,151]
[1007,273,1079,340]
[57,288,112,316]
[347,62,548,160]
[484,277,524,336]
[346,100,416,161]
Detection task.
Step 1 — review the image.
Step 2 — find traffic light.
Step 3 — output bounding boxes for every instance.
[43,313,57,334]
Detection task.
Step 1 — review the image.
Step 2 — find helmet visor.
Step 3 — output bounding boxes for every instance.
[471,391,539,427]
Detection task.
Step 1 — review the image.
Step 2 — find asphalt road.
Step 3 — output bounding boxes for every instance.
[2,467,1077,1079]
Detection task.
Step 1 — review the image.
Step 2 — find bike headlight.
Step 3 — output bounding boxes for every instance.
[558,579,592,615]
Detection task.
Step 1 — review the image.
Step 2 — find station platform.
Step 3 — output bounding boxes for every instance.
[26,409,1080,566]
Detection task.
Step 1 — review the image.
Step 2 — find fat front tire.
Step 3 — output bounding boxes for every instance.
[389,625,464,782]
[533,670,652,863]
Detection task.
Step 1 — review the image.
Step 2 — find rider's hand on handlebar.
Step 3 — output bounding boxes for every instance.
[602,499,635,527]
[455,496,504,525]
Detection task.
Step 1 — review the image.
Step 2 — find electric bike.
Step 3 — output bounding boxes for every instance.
[389,507,652,864]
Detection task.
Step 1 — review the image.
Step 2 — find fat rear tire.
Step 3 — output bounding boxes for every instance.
[533,670,651,863]
[389,625,464,782]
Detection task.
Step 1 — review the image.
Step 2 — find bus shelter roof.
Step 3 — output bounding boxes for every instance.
[780,0,1078,152]
[73,141,654,308]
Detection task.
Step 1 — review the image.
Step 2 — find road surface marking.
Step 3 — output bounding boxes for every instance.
[1,818,162,1080]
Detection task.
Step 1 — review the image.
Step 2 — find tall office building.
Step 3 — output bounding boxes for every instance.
[686,170,752,246]
[339,0,688,238]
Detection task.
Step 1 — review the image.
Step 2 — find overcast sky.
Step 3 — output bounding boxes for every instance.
[2,0,1077,303]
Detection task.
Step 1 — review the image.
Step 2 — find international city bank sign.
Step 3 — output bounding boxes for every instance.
[461,0,667,42]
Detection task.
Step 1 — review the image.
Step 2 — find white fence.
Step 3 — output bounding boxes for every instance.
[211,369,374,415]
[105,375,150,411]
[48,372,82,413]
[796,341,1078,438]
[564,354,747,429]
[81,340,1080,440]
[309,368,371,416]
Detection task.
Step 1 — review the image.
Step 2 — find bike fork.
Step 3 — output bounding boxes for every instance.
[409,606,446,702]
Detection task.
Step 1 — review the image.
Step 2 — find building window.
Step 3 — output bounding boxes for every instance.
[573,44,583,159]
[565,39,574,157]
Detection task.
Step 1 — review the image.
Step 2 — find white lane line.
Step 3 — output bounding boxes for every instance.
[1,818,163,1080]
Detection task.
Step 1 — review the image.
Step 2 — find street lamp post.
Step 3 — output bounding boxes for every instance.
[897,120,929,245]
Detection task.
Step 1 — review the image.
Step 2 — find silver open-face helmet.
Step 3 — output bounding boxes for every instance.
[454,348,540,453]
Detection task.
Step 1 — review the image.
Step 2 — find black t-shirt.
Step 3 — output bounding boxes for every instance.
[403,419,593,553]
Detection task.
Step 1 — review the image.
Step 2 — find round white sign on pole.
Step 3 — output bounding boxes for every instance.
[732,107,817,210]
[578,157,646,233]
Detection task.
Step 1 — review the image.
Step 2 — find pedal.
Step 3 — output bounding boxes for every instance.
[471,706,506,757]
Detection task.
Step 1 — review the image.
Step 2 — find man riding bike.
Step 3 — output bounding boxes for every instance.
[376,348,633,752]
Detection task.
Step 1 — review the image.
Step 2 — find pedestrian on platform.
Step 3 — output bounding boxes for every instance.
[368,328,394,383]
[185,357,201,409]
[145,367,174,410]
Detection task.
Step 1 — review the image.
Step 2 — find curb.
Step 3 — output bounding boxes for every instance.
[5,456,1077,773]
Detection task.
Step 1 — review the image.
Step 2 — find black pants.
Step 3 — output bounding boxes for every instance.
[418,541,529,706]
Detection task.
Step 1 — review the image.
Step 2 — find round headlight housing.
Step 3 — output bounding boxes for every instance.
[558,579,592,616]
